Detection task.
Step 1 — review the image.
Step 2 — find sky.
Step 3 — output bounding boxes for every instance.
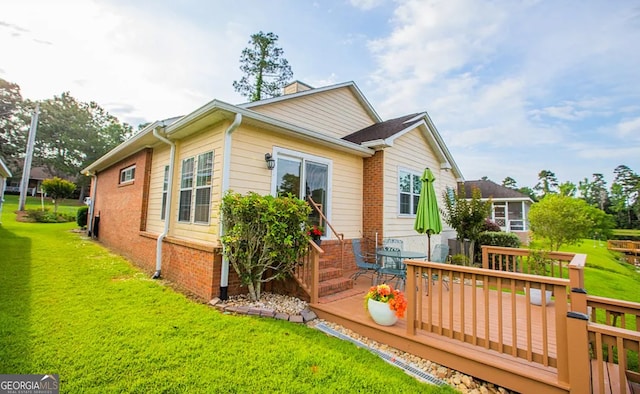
[1,0,639,189]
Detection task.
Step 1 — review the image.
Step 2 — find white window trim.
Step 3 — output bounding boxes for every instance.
[270,147,333,230]
[178,157,194,223]
[194,151,213,225]
[397,167,421,217]
[161,165,169,221]
[177,152,214,225]
[119,165,136,184]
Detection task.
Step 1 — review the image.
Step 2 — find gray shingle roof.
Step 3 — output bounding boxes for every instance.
[342,113,424,144]
[462,180,531,200]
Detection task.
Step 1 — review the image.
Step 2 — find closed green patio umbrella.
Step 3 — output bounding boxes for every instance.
[414,168,442,261]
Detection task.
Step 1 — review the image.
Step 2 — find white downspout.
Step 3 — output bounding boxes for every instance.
[87,172,98,237]
[152,126,176,279]
[219,113,242,300]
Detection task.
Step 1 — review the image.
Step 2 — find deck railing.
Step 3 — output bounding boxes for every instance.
[406,262,571,372]
[293,241,322,304]
[405,246,634,391]
[608,240,640,253]
[585,295,640,392]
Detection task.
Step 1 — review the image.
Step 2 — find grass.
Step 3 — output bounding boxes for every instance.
[612,229,640,237]
[0,197,453,393]
[529,238,640,303]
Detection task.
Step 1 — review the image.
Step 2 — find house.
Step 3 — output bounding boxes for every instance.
[0,157,12,222]
[461,179,533,244]
[5,166,54,196]
[82,81,464,300]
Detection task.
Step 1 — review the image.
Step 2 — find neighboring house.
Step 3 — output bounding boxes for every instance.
[461,179,533,244]
[82,81,464,300]
[0,158,12,223]
[5,166,54,196]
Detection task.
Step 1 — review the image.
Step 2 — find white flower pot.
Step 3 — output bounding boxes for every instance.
[367,298,398,326]
[525,288,552,306]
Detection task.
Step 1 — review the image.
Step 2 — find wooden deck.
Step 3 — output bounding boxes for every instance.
[312,271,567,393]
[299,245,640,393]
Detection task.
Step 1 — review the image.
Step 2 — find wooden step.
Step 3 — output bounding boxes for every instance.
[318,277,354,297]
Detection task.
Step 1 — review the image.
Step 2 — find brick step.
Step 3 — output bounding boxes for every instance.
[318,258,341,271]
[318,277,353,297]
[319,267,343,282]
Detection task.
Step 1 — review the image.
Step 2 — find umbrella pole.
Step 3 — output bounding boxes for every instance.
[427,232,431,261]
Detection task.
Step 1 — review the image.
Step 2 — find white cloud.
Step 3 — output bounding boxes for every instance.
[349,0,386,11]
[616,117,640,138]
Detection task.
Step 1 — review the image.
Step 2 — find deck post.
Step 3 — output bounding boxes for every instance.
[406,264,417,336]
[566,288,591,393]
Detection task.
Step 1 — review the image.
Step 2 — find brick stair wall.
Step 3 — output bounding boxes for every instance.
[317,257,353,298]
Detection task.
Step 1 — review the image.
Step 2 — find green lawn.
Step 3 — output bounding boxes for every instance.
[529,238,640,303]
[0,197,452,393]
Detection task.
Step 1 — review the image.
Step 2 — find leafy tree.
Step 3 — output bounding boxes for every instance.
[233,31,293,102]
[517,186,537,201]
[441,187,492,262]
[0,78,28,174]
[534,170,558,198]
[528,195,613,250]
[221,192,310,301]
[502,177,517,189]
[33,92,132,199]
[41,177,76,213]
[610,165,639,228]
[558,181,577,197]
[579,173,608,210]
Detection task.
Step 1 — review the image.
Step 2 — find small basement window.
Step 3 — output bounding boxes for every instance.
[120,165,136,184]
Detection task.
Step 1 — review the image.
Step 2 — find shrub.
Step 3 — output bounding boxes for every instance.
[477,231,521,249]
[41,177,77,214]
[450,254,470,265]
[221,191,311,301]
[25,208,75,223]
[482,219,501,232]
[476,231,522,268]
[77,206,89,228]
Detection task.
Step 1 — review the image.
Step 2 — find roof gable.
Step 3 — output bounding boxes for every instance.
[238,82,380,139]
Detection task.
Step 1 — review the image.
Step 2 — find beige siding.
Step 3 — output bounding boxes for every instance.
[170,127,225,242]
[230,125,364,240]
[249,87,375,138]
[146,145,171,234]
[382,129,458,252]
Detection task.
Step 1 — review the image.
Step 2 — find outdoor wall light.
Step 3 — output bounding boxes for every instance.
[265,153,276,170]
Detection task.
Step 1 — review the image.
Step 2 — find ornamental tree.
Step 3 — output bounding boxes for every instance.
[221,191,311,301]
[41,177,76,213]
[528,194,614,250]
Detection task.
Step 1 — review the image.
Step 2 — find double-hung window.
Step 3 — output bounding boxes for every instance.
[194,151,213,223]
[178,151,213,223]
[399,169,421,215]
[161,165,169,220]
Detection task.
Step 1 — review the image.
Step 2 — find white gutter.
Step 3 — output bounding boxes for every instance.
[219,113,242,300]
[87,172,98,237]
[152,125,176,279]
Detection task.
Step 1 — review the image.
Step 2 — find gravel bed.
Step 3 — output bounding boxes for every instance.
[220,292,515,394]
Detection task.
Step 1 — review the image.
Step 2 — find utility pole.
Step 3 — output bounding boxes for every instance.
[18,103,40,211]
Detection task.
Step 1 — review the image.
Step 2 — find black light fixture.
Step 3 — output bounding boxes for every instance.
[264,153,275,170]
